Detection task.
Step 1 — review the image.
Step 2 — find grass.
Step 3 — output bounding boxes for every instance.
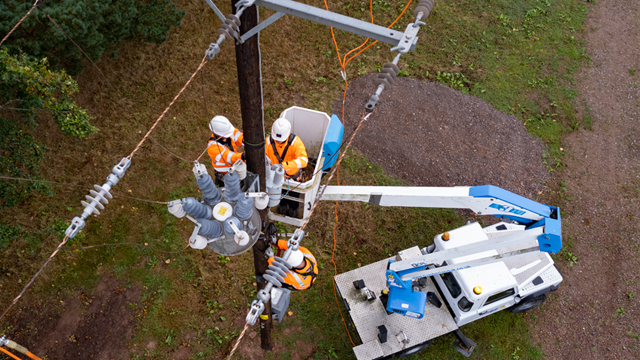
[0,0,591,358]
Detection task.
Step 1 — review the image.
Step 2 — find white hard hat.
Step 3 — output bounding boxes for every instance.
[287,250,305,268]
[209,115,234,137]
[271,118,291,142]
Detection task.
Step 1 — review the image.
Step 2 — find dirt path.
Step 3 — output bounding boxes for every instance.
[531,0,640,358]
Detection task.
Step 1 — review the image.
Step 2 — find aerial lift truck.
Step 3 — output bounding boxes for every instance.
[171,107,563,359]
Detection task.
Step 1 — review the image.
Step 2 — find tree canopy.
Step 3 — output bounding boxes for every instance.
[0,0,185,75]
[0,48,97,208]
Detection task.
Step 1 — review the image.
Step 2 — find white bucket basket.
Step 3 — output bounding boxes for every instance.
[268,106,332,227]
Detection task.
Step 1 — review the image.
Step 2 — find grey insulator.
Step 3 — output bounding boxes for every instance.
[273,165,285,186]
[235,195,255,220]
[383,63,400,75]
[377,71,395,85]
[414,0,435,19]
[218,15,240,41]
[223,216,243,238]
[197,174,222,205]
[183,197,211,219]
[265,156,273,182]
[224,171,243,203]
[375,77,392,89]
[197,219,223,238]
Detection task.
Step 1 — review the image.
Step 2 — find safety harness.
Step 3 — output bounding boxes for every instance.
[269,134,295,164]
[291,256,318,290]
[209,135,234,150]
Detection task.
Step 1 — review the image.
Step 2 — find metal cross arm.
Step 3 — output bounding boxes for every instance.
[254,0,416,49]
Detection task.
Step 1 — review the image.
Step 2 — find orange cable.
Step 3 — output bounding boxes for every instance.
[323,0,344,69]
[330,79,356,348]
[26,352,43,360]
[326,0,414,348]
[341,0,374,69]
[344,0,414,67]
[0,347,22,360]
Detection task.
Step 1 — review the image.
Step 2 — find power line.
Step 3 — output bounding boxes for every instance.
[0,0,39,47]
[62,242,190,254]
[41,9,116,94]
[0,234,70,322]
[0,175,85,188]
[127,55,209,160]
[40,9,200,165]
[0,176,168,204]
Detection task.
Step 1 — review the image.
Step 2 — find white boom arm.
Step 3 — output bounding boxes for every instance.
[318,184,561,254]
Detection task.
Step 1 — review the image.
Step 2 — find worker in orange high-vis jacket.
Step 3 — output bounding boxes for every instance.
[207,115,245,186]
[265,118,308,181]
[267,238,318,291]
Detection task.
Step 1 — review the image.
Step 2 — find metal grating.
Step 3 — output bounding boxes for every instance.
[335,258,457,360]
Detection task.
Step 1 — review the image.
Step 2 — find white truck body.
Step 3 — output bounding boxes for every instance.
[335,220,563,359]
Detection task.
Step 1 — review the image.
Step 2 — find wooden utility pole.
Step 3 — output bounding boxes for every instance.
[232,0,273,351]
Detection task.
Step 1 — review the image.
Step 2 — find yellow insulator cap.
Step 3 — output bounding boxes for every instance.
[382,289,389,295]
[473,286,482,295]
[442,232,450,241]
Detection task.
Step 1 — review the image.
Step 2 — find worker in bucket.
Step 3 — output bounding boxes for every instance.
[207,115,245,186]
[265,118,308,182]
[266,236,318,291]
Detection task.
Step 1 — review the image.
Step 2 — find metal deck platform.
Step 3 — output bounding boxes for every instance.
[335,251,458,360]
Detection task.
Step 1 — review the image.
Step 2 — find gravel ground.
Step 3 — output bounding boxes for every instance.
[531,1,640,359]
[334,1,640,358]
[333,75,549,199]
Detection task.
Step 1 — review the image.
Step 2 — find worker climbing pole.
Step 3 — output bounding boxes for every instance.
[231,0,273,350]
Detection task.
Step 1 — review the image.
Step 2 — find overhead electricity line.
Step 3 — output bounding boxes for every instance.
[0,0,40,47]
[0,0,261,328]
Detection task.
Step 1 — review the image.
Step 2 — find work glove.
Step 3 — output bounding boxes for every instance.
[265,222,278,245]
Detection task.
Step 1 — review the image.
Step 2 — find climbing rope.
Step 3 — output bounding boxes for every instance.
[0,235,70,322]
[127,55,209,160]
[0,0,39,47]
[226,320,251,360]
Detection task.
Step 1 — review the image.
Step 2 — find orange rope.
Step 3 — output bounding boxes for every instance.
[325,0,415,347]
[324,0,374,72]
[127,55,208,160]
[344,0,414,67]
[323,0,344,69]
[331,80,356,347]
[26,351,43,360]
[339,0,374,68]
[0,347,22,360]
[0,1,38,47]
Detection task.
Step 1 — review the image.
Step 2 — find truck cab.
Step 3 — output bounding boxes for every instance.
[432,221,563,326]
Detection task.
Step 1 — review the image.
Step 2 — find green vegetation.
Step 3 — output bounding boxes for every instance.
[304,0,589,172]
[0,48,96,208]
[0,0,591,358]
[0,0,185,75]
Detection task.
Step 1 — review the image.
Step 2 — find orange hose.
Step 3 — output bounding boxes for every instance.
[344,0,414,67]
[0,347,22,360]
[330,79,356,348]
[327,0,415,348]
[26,351,43,360]
[340,0,374,69]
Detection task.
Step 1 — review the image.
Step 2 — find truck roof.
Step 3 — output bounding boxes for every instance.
[435,222,517,302]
